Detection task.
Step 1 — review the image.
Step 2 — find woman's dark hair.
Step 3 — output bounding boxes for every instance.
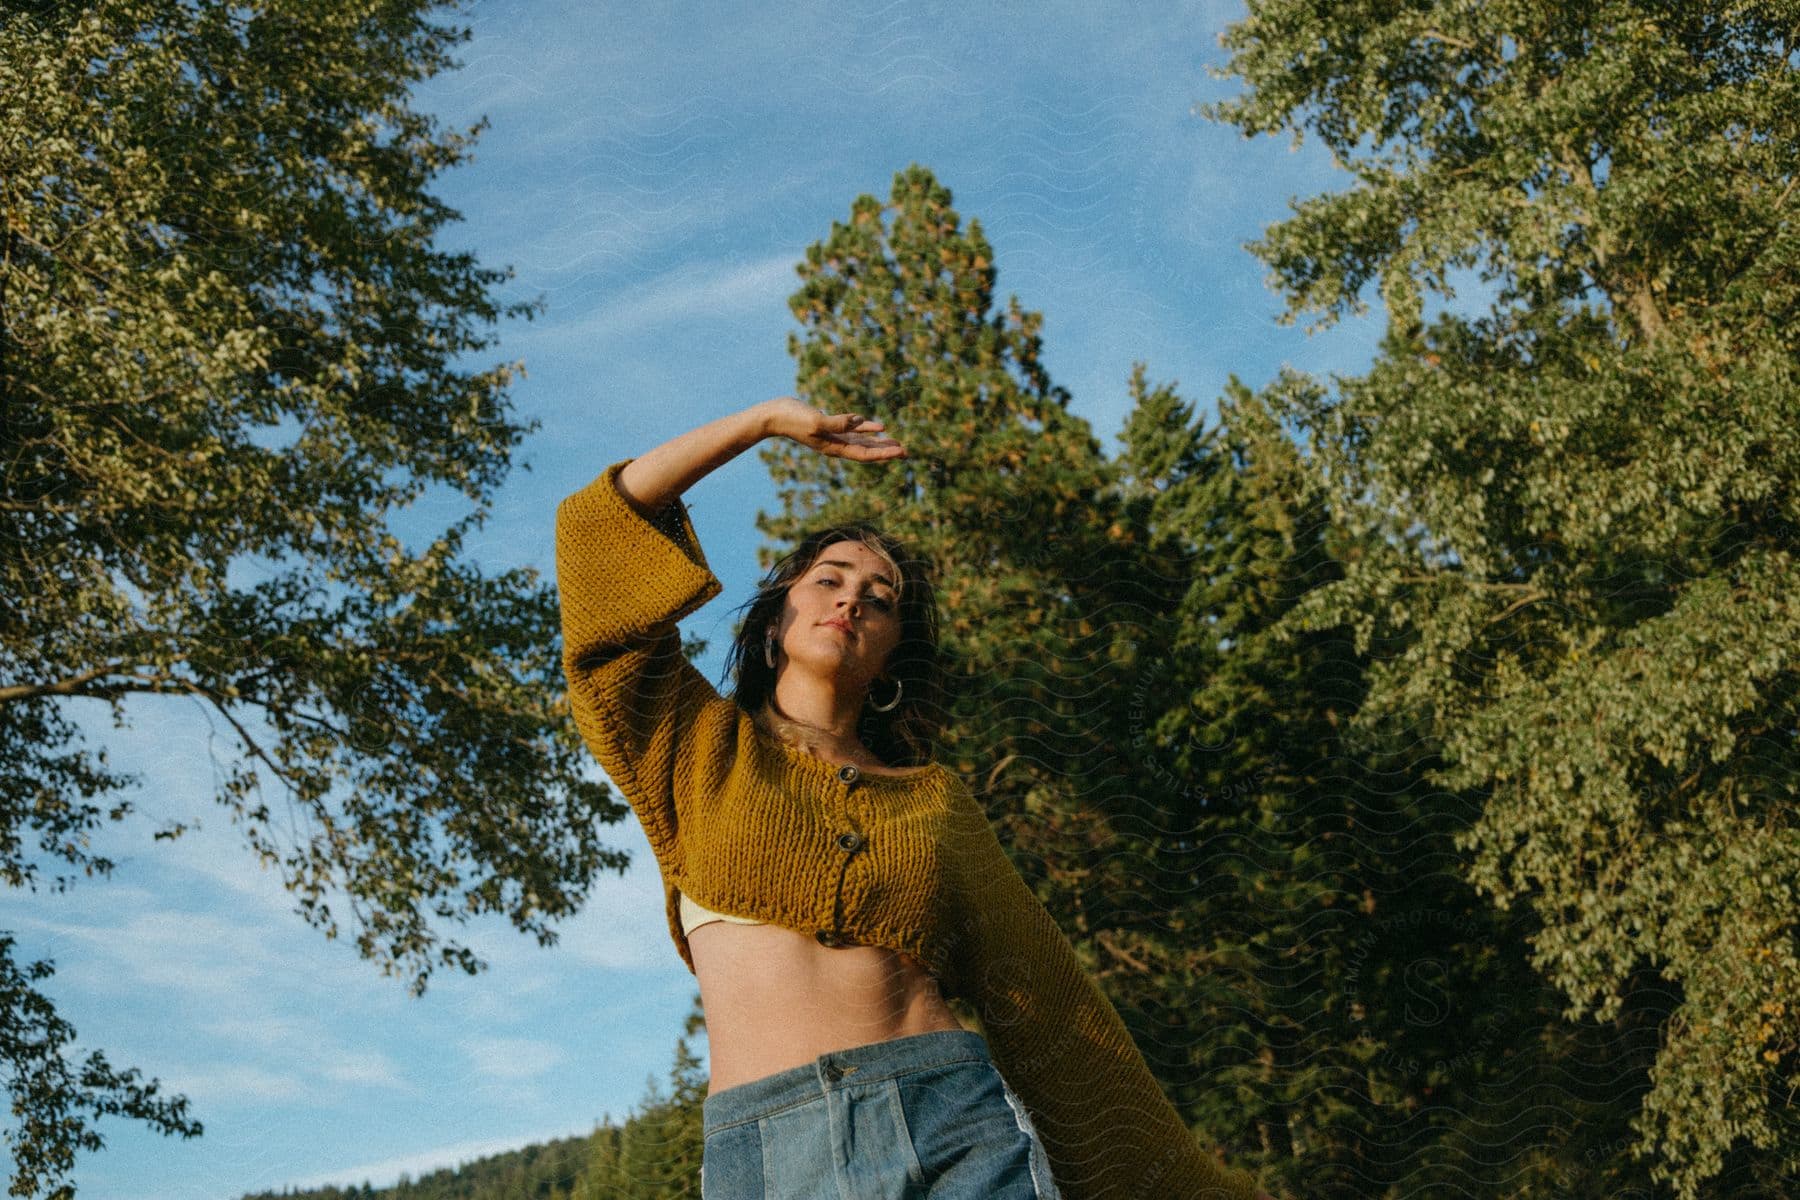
[722,522,949,769]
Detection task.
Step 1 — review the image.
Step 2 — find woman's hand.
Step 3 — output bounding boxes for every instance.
[759,396,906,461]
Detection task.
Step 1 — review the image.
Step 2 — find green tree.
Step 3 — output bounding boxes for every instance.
[0,934,199,1200]
[768,165,1133,888]
[2,3,622,1192]
[769,164,1273,1190]
[608,995,706,1199]
[1119,367,1629,1198]
[1205,3,1800,1195]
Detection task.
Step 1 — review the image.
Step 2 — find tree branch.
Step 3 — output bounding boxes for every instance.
[1485,588,1550,626]
[1395,572,1543,594]
[1771,174,1797,214]
[0,662,183,704]
[171,676,315,800]
[1094,927,1153,977]
[0,663,343,795]
[1418,27,1478,52]
[1563,148,1666,345]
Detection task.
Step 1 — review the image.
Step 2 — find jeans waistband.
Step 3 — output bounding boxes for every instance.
[702,1028,994,1132]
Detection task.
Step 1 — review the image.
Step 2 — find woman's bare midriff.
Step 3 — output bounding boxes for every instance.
[693,920,972,1095]
[693,743,973,1095]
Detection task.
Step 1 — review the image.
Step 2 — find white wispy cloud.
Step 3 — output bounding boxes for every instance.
[516,253,800,349]
[161,1063,308,1106]
[461,1035,564,1080]
[318,1053,409,1089]
[202,1015,410,1092]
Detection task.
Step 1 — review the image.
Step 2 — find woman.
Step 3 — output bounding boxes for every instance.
[554,396,1270,1199]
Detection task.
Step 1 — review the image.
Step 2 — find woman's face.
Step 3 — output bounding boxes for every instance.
[775,538,904,689]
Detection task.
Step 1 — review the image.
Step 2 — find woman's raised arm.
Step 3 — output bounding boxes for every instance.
[612,402,769,518]
[615,396,905,518]
[554,397,907,866]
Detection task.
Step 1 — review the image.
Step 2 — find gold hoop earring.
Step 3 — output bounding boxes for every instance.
[868,676,903,713]
[764,625,777,669]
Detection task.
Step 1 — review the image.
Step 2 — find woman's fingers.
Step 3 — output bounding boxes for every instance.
[834,412,885,436]
[823,435,905,459]
[816,411,902,458]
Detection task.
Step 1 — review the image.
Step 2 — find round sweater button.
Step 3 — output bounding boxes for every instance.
[836,831,863,852]
[837,763,859,783]
[815,929,844,947]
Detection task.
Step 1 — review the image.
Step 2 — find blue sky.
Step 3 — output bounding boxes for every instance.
[4,2,1387,1196]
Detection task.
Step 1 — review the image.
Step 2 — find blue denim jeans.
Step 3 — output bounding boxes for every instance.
[700,1028,1062,1198]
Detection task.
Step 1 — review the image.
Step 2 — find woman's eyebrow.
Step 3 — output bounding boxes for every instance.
[812,558,897,592]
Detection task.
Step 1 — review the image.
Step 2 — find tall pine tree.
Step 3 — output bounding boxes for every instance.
[1118,367,1616,1197]
[764,164,1264,1171]
[605,994,705,1198]
[767,164,1147,903]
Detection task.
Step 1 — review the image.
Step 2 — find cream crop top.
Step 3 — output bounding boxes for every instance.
[679,889,768,935]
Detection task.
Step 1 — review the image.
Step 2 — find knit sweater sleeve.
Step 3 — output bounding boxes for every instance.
[554,458,725,864]
[949,813,1263,1200]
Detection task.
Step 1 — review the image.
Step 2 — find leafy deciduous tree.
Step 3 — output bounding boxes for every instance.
[1205,4,1800,1194]
[2,3,623,1191]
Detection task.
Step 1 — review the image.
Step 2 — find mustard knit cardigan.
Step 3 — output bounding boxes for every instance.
[555,458,1261,1200]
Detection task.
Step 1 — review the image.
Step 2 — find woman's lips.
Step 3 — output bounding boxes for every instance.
[820,619,854,637]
